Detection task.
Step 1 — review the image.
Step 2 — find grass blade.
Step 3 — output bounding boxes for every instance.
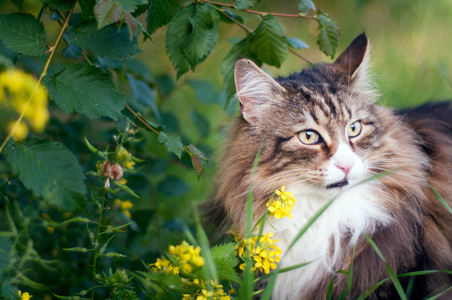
[364,234,407,300]
[338,245,356,300]
[357,278,390,300]
[424,286,452,300]
[429,184,452,215]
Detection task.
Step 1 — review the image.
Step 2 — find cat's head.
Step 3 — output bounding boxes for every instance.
[233,34,393,194]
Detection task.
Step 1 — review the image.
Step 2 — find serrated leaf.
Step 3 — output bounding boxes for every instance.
[43,64,126,120]
[116,0,148,12]
[250,15,288,67]
[9,0,24,10]
[0,13,47,56]
[123,12,137,38]
[165,3,220,78]
[190,155,204,178]
[287,37,308,49]
[40,0,76,12]
[94,0,122,29]
[185,144,208,161]
[4,138,88,214]
[298,0,316,15]
[234,0,261,10]
[211,243,240,282]
[182,3,220,70]
[158,131,184,158]
[78,0,96,19]
[69,20,142,60]
[222,36,261,96]
[316,14,340,58]
[147,0,180,35]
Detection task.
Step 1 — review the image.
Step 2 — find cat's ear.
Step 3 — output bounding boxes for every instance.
[332,33,369,79]
[234,59,286,123]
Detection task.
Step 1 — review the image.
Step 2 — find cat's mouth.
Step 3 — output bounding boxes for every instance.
[326,180,349,189]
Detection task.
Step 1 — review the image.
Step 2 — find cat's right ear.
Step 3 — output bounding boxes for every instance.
[234,59,286,123]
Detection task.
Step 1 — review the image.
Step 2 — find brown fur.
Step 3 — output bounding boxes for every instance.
[208,34,452,299]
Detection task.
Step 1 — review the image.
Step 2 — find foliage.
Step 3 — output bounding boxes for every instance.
[0,0,449,299]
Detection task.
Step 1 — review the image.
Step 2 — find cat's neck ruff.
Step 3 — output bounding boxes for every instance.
[267,181,393,300]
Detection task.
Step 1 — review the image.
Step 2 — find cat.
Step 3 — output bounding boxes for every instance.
[210,33,452,299]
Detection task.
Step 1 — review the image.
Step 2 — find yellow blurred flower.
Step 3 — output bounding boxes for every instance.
[8,121,28,141]
[150,257,180,275]
[235,232,281,274]
[168,241,205,274]
[18,291,32,300]
[266,186,296,219]
[114,199,133,219]
[0,69,49,139]
[183,279,230,300]
[116,146,136,169]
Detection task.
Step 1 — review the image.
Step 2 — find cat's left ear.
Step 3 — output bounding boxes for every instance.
[332,33,369,79]
[234,59,287,123]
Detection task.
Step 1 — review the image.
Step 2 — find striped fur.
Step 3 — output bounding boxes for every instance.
[209,34,452,299]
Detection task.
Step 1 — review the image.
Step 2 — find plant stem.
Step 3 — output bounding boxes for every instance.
[0,3,76,154]
[91,189,107,300]
[125,105,160,135]
[289,48,315,65]
[200,0,316,19]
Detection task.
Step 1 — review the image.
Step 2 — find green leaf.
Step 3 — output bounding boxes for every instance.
[40,0,76,12]
[69,20,142,60]
[63,247,91,253]
[188,80,217,104]
[165,3,220,78]
[191,110,210,137]
[220,8,244,24]
[158,131,184,158]
[287,37,309,49]
[211,243,240,282]
[185,144,207,160]
[94,0,123,29]
[234,0,261,10]
[0,13,47,56]
[316,14,340,58]
[43,64,126,120]
[298,0,316,15]
[9,0,24,10]
[429,184,452,214]
[123,12,137,38]
[250,15,288,68]
[78,0,96,19]
[127,74,161,121]
[4,138,88,214]
[222,36,261,96]
[116,0,148,12]
[147,0,180,35]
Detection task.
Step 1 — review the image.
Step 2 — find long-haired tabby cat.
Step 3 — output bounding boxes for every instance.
[210,33,452,299]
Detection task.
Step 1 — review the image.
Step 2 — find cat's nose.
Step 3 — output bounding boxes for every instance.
[335,160,355,176]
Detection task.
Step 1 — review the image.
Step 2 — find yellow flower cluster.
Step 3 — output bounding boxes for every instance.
[0,69,49,140]
[150,257,180,275]
[114,199,133,218]
[116,146,136,169]
[235,232,281,274]
[266,186,296,219]
[168,241,205,274]
[150,241,205,275]
[18,290,32,300]
[183,279,230,300]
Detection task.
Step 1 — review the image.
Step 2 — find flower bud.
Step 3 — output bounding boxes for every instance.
[101,160,123,180]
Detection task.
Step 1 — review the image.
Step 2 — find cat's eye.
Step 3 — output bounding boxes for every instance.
[348,121,362,137]
[298,130,321,145]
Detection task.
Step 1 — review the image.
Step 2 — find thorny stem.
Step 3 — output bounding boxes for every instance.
[0,3,76,154]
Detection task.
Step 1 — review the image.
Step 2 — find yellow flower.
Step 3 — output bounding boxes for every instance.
[183,279,231,300]
[168,241,205,274]
[235,232,281,274]
[150,257,179,274]
[0,69,49,138]
[18,291,32,300]
[266,186,296,219]
[116,146,136,169]
[8,121,28,141]
[114,199,133,219]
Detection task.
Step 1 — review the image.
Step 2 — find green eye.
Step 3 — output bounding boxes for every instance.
[348,121,362,137]
[298,130,320,145]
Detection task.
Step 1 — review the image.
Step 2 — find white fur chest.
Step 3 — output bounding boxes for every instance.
[267,182,392,300]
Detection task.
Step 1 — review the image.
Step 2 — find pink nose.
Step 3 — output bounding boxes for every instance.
[335,161,354,175]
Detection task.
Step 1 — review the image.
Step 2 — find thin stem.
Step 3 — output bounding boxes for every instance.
[0,3,76,154]
[289,48,315,65]
[200,0,316,19]
[91,189,106,300]
[125,105,160,135]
